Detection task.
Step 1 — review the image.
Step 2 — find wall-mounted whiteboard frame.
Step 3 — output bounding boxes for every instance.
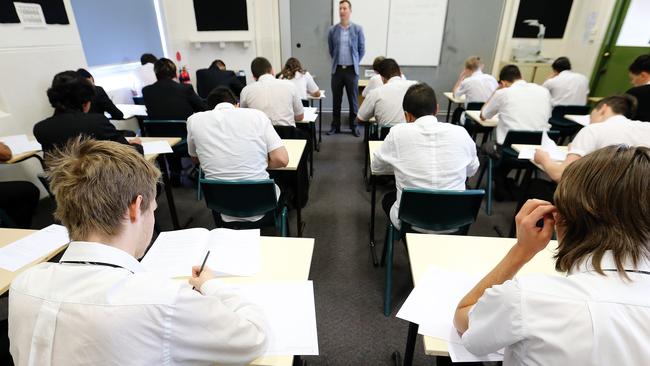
[189,0,254,43]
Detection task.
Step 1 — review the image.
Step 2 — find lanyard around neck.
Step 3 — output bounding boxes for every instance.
[59,260,134,274]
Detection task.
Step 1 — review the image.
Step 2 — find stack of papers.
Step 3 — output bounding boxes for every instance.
[518,132,567,161]
[141,140,173,155]
[0,135,42,155]
[221,281,319,356]
[141,228,261,277]
[396,266,504,362]
[0,224,69,272]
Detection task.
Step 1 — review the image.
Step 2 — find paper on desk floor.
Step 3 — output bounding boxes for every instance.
[222,281,319,356]
[396,266,504,362]
[142,140,173,155]
[0,134,42,155]
[0,224,69,272]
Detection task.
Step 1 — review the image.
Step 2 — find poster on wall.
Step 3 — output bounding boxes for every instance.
[616,0,650,47]
[0,0,69,24]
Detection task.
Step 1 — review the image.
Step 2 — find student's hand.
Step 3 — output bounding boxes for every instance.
[534,149,551,164]
[189,265,216,291]
[459,68,470,79]
[514,199,557,261]
[130,137,142,145]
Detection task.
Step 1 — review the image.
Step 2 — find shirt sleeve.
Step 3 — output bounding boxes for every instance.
[371,129,396,174]
[482,90,503,119]
[262,115,284,153]
[186,117,197,157]
[462,279,525,356]
[305,73,319,94]
[463,131,480,177]
[239,88,249,108]
[362,76,382,97]
[358,25,366,60]
[568,127,597,157]
[97,87,124,120]
[455,80,469,99]
[170,280,268,365]
[292,88,304,116]
[357,89,377,121]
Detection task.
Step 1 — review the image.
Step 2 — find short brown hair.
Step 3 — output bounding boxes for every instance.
[339,0,351,9]
[154,58,177,80]
[554,145,650,278]
[464,56,481,71]
[372,56,385,72]
[45,138,161,241]
[595,94,638,119]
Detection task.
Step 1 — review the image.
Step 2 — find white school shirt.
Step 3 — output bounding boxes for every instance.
[362,73,407,97]
[542,70,590,106]
[9,241,268,366]
[187,103,284,222]
[371,116,479,229]
[239,74,304,127]
[568,114,650,156]
[132,63,157,96]
[482,80,552,144]
[454,70,498,104]
[358,76,417,127]
[463,250,650,366]
[282,71,319,100]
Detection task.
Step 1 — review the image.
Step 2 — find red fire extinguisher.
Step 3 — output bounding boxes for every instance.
[175,51,191,84]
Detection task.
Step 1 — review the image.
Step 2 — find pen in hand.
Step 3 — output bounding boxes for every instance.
[192,250,211,291]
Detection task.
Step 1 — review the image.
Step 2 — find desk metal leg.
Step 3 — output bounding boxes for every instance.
[446,102,453,122]
[296,156,306,237]
[157,155,181,230]
[369,175,379,266]
[318,99,323,144]
[309,122,315,177]
[396,322,419,366]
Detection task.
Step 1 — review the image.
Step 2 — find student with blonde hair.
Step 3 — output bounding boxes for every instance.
[453,55,498,104]
[455,145,650,365]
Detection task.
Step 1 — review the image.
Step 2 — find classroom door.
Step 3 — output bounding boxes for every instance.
[290,0,336,110]
[590,0,650,97]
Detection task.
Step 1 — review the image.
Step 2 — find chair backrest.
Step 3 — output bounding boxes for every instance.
[301,99,310,107]
[132,96,145,105]
[199,178,278,218]
[551,105,590,119]
[143,120,187,139]
[398,188,485,234]
[379,126,392,140]
[273,125,300,140]
[501,130,561,150]
[466,102,484,111]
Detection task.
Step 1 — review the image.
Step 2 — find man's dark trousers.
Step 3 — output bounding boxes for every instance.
[331,65,359,131]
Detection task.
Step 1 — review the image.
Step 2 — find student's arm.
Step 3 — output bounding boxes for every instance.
[328,28,334,58]
[371,131,396,174]
[97,87,124,120]
[187,84,209,112]
[454,199,556,335]
[239,88,249,108]
[0,142,12,162]
[306,73,321,97]
[452,69,470,95]
[292,90,304,121]
[268,146,289,169]
[356,90,376,122]
[534,150,581,182]
[480,88,502,120]
[464,132,480,177]
[264,117,289,168]
[186,118,198,159]
[358,25,366,60]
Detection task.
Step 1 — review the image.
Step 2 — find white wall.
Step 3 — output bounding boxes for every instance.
[492,0,617,78]
[0,0,86,194]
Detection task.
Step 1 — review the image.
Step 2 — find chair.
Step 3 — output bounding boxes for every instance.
[549,105,590,145]
[381,188,485,316]
[199,178,288,237]
[132,96,145,105]
[463,102,492,144]
[474,130,560,215]
[0,208,16,228]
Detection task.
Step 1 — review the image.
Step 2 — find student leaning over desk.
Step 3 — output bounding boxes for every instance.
[454,145,650,365]
[8,138,267,366]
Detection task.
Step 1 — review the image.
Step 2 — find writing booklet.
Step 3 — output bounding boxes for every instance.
[0,224,69,272]
[141,140,173,155]
[0,134,42,155]
[141,228,261,277]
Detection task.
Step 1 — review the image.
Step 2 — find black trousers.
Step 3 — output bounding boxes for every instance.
[331,66,359,130]
[382,190,397,220]
[0,181,39,228]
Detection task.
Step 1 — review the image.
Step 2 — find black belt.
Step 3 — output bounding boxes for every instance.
[60,260,134,274]
[337,65,353,69]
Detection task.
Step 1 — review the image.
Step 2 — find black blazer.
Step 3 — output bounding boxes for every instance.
[33,110,132,154]
[196,68,245,98]
[142,79,208,120]
[626,84,650,122]
[89,85,124,120]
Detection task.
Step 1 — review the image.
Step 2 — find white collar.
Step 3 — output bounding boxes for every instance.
[60,241,145,273]
[512,79,527,87]
[413,115,439,125]
[569,249,650,275]
[601,114,630,124]
[470,70,483,77]
[257,74,275,82]
[387,76,403,84]
[214,102,236,111]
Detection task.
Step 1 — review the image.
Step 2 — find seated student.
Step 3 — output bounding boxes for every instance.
[542,57,589,106]
[454,145,650,365]
[196,59,245,99]
[187,87,289,223]
[9,138,268,365]
[133,53,157,96]
[76,68,124,120]
[363,56,407,98]
[535,94,650,182]
[0,142,39,229]
[481,64,551,200]
[240,57,304,128]
[452,55,498,104]
[371,83,479,231]
[357,58,417,131]
[33,71,142,154]
[278,57,321,100]
[625,54,650,121]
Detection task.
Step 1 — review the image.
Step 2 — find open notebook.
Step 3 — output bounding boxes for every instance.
[141,228,261,277]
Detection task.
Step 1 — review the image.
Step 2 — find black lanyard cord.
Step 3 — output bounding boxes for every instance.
[59,261,134,274]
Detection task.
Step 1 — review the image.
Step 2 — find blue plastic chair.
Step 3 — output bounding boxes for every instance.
[199,178,288,237]
[549,105,590,145]
[382,188,485,316]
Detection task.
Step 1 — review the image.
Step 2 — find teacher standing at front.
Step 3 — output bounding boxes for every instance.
[327,0,365,137]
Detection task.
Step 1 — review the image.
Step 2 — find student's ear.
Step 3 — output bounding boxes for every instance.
[82,101,91,113]
[128,195,144,223]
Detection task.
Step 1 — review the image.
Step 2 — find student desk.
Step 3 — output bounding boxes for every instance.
[307,91,326,144]
[397,233,559,366]
[270,139,308,237]
[367,140,394,266]
[511,144,568,173]
[464,110,498,128]
[443,92,466,123]
[0,228,68,295]
[0,136,44,167]
[588,96,604,104]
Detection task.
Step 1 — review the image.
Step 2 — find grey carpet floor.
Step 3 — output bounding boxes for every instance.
[3,113,519,366]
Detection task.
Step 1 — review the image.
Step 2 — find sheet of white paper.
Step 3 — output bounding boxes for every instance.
[302,107,318,122]
[541,132,568,161]
[0,224,69,272]
[207,228,261,277]
[140,228,207,277]
[142,140,173,155]
[116,104,147,117]
[222,281,319,356]
[566,114,590,127]
[0,135,42,155]
[517,148,535,160]
[448,327,504,362]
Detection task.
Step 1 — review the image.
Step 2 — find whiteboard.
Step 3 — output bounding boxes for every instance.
[616,0,650,47]
[331,0,448,66]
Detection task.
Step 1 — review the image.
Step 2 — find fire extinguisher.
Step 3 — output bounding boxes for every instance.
[175,51,190,84]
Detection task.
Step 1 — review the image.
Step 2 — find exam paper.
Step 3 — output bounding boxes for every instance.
[566,114,590,127]
[140,228,206,277]
[0,224,69,272]
[303,107,318,122]
[517,132,567,161]
[207,228,261,277]
[396,266,504,362]
[222,281,319,356]
[0,134,42,155]
[142,140,173,155]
